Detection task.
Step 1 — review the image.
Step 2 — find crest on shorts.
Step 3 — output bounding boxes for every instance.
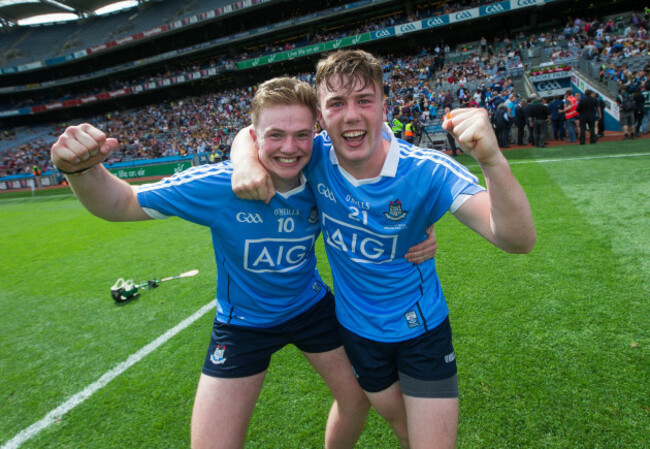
[384,199,408,221]
[210,345,227,365]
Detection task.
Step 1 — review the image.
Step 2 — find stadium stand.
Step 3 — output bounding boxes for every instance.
[0,0,647,181]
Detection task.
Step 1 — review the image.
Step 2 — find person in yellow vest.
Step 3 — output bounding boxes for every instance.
[31,165,42,188]
[209,147,223,163]
[391,116,404,139]
[404,117,415,143]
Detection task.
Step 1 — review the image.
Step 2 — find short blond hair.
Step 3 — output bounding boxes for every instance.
[250,77,317,127]
[315,49,384,97]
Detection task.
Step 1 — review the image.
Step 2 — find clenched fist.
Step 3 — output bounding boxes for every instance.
[51,124,118,174]
[442,108,503,167]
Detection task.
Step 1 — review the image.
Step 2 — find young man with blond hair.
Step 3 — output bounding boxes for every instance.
[51,77,374,449]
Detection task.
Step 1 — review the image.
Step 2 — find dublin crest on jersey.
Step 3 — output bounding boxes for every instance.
[307,205,319,224]
[383,199,408,221]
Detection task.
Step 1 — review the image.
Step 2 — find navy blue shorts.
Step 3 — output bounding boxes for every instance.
[339,316,457,394]
[202,291,341,378]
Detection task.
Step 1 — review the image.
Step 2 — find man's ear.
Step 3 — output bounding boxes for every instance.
[382,99,387,122]
[250,127,259,147]
[317,109,325,130]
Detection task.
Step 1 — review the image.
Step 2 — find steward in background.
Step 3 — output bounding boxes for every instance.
[404,117,415,144]
[391,116,404,139]
[561,89,579,142]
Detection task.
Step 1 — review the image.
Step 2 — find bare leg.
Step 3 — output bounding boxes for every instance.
[365,381,410,448]
[191,372,266,449]
[404,396,459,449]
[304,347,370,449]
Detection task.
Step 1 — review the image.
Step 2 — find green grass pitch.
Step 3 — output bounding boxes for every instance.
[1,140,649,448]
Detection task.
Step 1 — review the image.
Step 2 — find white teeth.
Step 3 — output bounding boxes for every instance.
[343,131,365,138]
[278,157,297,163]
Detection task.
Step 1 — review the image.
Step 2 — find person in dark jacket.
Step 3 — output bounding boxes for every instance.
[547,95,566,140]
[633,90,645,137]
[596,93,606,137]
[576,89,599,144]
[528,96,550,147]
[524,95,537,145]
[443,106,460,156]
[514,100,527,145]
[494,103,511,148]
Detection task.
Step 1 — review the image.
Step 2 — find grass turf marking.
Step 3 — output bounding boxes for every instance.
[1,300,215,449]
[510,152,650,165]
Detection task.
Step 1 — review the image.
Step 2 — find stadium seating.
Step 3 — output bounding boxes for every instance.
[0,0,647,179]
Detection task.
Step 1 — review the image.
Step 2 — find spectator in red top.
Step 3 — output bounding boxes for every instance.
[561,89,579,142]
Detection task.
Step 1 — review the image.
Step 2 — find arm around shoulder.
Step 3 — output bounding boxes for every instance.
[230,125,275,202]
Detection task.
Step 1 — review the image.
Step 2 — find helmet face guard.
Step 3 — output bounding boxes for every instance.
[110,278,141,302]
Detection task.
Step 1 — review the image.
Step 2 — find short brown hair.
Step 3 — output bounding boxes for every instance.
[314,49,384,97]
[250,77,317,127]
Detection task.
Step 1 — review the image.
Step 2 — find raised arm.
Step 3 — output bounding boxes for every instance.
[51,124,150,222]
[230,125,276,203]
[443,108,536,254]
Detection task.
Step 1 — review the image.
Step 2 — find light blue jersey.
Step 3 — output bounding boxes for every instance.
[136,162,326,328]
[305,125,484,342]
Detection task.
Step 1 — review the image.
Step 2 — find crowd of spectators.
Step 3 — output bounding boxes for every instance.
[0,87,253,177]
[0,44,526,178]
[530,11,649,95]
[2,7,649,178]
[2,0,511,112]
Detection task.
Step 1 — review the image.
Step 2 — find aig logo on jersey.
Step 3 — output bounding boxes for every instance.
[244,235,316,272]
[236,212,263,223]
[322,213,397,263]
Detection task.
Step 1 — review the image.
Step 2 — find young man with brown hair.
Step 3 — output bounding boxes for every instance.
[232,50,535,449]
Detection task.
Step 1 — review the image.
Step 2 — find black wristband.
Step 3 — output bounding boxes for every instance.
[55,165,96,175]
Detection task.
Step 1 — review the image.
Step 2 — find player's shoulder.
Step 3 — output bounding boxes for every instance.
[173,161,232,184]
[398,142,457,168]
[314,130,331,148]
[398,142,479,183]
[309,131,333,164]
[138,161,232,194]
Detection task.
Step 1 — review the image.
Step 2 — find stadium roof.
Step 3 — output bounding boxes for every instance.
[0,0,147,26]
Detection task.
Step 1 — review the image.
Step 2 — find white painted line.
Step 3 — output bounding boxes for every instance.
[461,152,650,168]
[510,152,650,165]
[1,300,215,449]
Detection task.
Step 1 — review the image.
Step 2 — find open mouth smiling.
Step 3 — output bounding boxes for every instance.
[342,130,366,145]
